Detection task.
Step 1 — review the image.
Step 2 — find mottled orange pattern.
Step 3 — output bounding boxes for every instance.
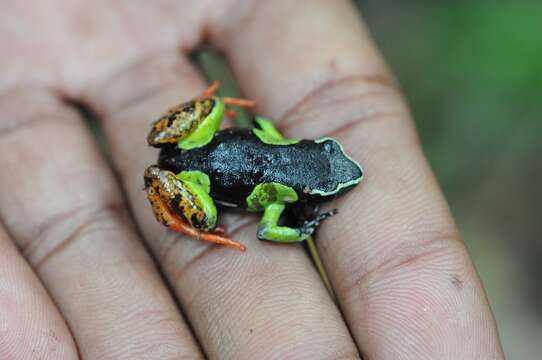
[144,166,208,229]
[144,166,245,251]
[147,97,215,146]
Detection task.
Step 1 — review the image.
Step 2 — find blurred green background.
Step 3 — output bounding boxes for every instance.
[197,1,540,357]
[355,1,541,358]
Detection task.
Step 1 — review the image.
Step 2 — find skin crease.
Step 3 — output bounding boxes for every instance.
[0,1,505,359]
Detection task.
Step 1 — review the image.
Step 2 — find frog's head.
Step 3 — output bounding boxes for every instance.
[311,137,363,197]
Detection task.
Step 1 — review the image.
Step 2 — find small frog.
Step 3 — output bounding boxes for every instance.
[144,81,363,251]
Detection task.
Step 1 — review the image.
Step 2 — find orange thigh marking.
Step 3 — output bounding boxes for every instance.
[149,193,246,252]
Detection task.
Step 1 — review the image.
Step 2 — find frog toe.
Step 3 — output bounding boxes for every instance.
[302,208,338,231]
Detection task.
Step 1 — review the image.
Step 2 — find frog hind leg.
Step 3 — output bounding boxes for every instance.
[147,81,255,149]
[199,80,256,109]
[149,80,221,148]
[144,166,246,251]
[147,95,225,148]
[257,203,337,243]
[199,80,220,98]
[247,183,333,243]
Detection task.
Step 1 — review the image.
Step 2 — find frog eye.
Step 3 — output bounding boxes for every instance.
[323,141,335,153]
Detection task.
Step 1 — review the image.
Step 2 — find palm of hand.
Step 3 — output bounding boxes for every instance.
[0,1,504,359]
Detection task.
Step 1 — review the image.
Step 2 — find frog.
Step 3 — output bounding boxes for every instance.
[144,81,363,251]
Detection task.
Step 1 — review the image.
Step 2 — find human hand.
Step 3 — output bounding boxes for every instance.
[0,1,504,358]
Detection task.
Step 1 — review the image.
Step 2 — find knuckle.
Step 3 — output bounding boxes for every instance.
[0,86,75,139]
[88,51,199,119]
[279,74,410,139]
[26,201,127,269]
[339,232,469,299]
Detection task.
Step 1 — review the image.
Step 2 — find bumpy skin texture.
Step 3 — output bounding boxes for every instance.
[158,128,363,208]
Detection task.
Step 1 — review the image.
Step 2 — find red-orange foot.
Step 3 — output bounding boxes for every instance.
[199,80,256,109]
[213,226,226,235]
[222,97,256,108]
[146,182,246,252]
[200,80,220,98]
[225,109,238,119]
[168,219,246,252]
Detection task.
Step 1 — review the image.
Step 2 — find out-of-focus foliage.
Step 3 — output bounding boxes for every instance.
[357,0,541,191]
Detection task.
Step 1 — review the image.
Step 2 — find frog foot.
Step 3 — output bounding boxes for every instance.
[225,109,238,119]
[169,218,246,252]
[213,226,226,235]
[200,80,256,107]
[300,209,338,236]
[148,191,246,251]
[199,80,220,98]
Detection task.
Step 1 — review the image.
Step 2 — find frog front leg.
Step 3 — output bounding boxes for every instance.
[259,203,313,242]
[147,81,255,149]
[252,117,300,145]
[247,183,336,243]
[144,165,246,251]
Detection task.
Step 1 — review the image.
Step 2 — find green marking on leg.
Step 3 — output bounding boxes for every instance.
[246,182,298,212]
[257,203,310,242]
[177,170,211,194]
[178,97,225,150]
[177,171,217,228]
[253,117,300,145]
[246,183,311,242]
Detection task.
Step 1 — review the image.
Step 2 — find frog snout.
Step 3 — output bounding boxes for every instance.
[323,138,363,185]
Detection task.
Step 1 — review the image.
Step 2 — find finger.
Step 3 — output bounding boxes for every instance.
[0,225,78,359]
[0,88,202,359]
[210,0,504,358]
[85,51,360,359]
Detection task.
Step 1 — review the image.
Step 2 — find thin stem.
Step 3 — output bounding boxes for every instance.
[307,236,336,301]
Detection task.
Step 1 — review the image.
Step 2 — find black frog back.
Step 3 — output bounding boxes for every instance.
[157,128,361,207]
